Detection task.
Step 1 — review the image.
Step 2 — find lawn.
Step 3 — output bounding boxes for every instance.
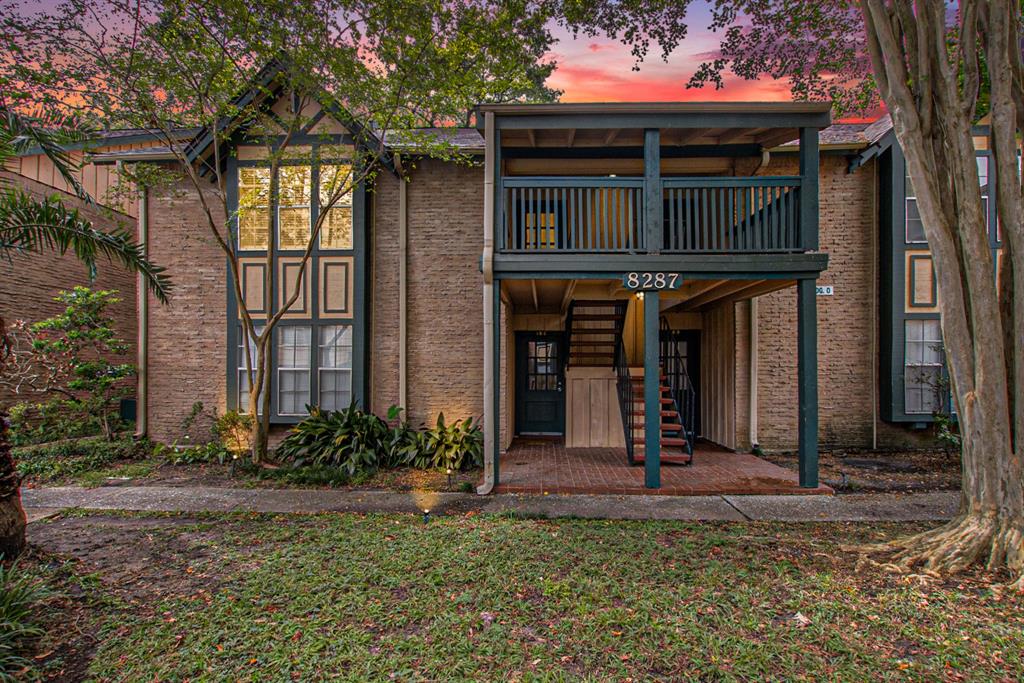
[26,512,1024,681]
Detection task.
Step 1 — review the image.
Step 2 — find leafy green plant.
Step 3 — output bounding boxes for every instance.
[934,412,962,455]
[276,403,389,475]
[26,287,135,440]
[409,413,483,471]
[7,399,104,446]
[0,561,49,681]
[158,440,230,466]
[14,436,149,484]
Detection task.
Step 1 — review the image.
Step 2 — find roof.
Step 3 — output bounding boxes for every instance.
[382,128,484,152]
[16,126,199,156]
[775,116,894,151]
[476,102,833,116]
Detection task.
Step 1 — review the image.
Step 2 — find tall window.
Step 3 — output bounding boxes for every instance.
[238,325,265,412]
[906,154,989,244]
[318,325,353,410]
[320,164,353,249]
[904,319,944,414]
[277,326,312,415]
[278,166,312,250]
[238,168,270,250]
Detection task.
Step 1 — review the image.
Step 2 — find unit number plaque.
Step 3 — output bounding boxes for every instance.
[622,272,683,291]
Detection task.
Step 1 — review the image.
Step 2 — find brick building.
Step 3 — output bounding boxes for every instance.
[81,77,980,493]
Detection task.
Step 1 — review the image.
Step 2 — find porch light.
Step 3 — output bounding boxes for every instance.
[609,174,617,178]
[636,291,645,301]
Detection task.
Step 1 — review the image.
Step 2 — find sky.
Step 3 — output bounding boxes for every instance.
[544,8,794,104]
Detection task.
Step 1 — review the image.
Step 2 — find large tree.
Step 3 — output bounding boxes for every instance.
[2,0,560,461]
[560,0,1024,587]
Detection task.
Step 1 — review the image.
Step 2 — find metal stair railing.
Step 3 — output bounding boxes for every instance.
[659,318,696,459]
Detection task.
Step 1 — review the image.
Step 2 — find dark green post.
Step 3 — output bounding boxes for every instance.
[644,290,661,488]
[798,127,819,251]
[797,278,818,487]
[493,280,501,487]
[643,128,662,253]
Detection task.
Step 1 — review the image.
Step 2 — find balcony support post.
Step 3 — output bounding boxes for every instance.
[797,277,819,488]
[798,127,819,251]
[643,289,661,488]
[644,129,662,253]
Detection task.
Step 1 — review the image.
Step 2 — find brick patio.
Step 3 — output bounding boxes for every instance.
[493,439,833,496]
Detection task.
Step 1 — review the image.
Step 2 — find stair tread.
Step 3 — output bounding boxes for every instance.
[572,314,624,321]
[629,410,680,417]
[633,452,693,465]
[632,436,689,446]
[570,341,616,346]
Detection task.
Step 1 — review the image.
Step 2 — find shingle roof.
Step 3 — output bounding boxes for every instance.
[382,128,484,152]
[776,116,893,149]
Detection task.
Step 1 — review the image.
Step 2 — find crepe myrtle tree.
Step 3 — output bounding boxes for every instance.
[556,0,1024,586]
[3,0,561,461]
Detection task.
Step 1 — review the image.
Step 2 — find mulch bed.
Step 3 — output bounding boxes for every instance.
[762,448,960,493]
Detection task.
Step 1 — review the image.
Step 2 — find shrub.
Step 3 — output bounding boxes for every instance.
[7,399,104,446]
[276,403,390,475]
[0,561,49,681]
[409,413,483,471]
[277,404,483,476]
[14,436,149,483]
[28,287,135,440]
[158,405,253,466]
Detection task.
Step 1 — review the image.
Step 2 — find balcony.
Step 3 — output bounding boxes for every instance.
[500,175,805,255]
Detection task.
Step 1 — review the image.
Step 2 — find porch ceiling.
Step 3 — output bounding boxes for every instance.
[499,126,797,150]
[500,278,796,315]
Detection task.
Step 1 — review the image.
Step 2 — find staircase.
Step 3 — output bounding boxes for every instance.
[627,371,693,465]
[566,300,627,367]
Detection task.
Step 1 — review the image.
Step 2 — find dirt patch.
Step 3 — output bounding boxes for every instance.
[762,448,960,493]
[29,515,232,603]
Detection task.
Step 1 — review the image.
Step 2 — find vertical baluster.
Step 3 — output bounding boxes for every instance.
[726,185,734,251]
[739,185,747,251]
[688,188,695,251]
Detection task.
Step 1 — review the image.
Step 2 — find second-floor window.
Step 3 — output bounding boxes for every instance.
[906,155,989,244]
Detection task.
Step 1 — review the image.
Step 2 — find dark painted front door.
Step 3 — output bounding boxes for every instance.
[665,329,701,435]
[515,332,565,435]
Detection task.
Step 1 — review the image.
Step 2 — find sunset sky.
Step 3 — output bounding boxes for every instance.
[544,7,793,104]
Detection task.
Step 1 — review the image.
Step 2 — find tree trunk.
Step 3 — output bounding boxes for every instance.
[859,0,1023,588]
[0,411,26,559]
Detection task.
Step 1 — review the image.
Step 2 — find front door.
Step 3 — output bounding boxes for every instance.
[515,332,565,435]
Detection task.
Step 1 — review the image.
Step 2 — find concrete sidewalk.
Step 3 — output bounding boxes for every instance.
[23,485,959,523]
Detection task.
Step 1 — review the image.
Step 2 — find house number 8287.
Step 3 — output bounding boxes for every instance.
[623,272,682,291]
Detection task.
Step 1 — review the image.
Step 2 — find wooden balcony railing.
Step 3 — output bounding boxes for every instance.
[499,175,806,254]
[501,177,645,253]
[662,177,802,253]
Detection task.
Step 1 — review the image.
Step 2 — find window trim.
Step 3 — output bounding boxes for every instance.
[225,136,368,424]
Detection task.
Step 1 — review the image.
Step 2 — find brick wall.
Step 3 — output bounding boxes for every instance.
[145,175,228,442]
[371,159,485,428]
[735,155,879,451]
[0,171,137,409]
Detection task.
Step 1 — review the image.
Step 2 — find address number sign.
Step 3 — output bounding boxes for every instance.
[623,272,683,291]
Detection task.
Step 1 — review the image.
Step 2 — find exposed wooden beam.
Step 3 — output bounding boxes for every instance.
[526,128,536,148]
[701,279,795,309]
[531,279,539,312]
[566,128,576,147]
[680,280,762,311]
[603,128,620,145]
[717,127,756,145]
[756,129,800,149]
[673,128,711,146]
[663,278,727,307]
[560,280,577,313]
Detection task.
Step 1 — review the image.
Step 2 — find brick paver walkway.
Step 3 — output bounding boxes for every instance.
[496,440,833,495]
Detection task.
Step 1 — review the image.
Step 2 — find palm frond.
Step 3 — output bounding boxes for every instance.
[0,188,171,304]
[0,105,93,203]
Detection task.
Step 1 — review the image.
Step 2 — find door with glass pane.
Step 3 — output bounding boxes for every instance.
[514,332,565,435]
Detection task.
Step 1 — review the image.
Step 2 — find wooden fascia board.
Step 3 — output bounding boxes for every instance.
[492,252,829,278]
[494,112,831,131]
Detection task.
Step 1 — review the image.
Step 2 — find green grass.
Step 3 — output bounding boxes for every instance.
[75,461,158,488]
[30,513,1019,682]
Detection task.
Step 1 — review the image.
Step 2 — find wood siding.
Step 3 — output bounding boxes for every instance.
[564,366,625,447]
[701,302,737,449]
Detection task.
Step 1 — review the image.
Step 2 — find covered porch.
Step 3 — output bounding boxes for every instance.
[494,440,832,496]
[477,102,831,494]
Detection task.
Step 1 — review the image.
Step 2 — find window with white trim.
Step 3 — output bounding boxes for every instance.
[318,325,353,410]
[238,325,265,413]
[904,319,944,414]
[906,154,990,244]
[278,166,312,250]
[277,326,312,415]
